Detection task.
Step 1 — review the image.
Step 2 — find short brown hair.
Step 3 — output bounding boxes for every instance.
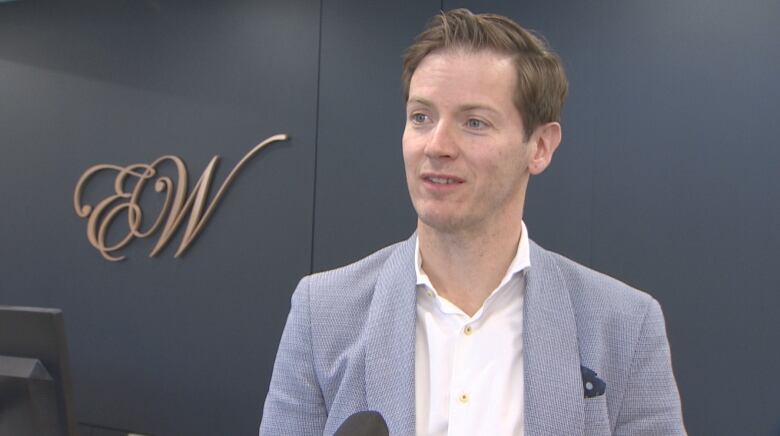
[402,9,568,139]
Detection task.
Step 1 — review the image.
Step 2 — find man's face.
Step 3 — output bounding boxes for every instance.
[403,48,533,234]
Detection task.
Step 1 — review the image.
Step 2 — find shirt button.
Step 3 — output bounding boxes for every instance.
[463,325,473,336]
[426,290,433,297]
[458,393,470,404]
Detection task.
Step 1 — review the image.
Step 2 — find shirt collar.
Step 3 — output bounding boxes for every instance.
[414,221,531,288]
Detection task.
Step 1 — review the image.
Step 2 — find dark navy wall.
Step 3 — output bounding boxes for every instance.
[0,1,319,435]
[1,1,778,435]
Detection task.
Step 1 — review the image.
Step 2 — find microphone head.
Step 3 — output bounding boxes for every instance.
[333,410,389,436]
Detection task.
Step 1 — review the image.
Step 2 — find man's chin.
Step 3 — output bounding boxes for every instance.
[417,212,470,235]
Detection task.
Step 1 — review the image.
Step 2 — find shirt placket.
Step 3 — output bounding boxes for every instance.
[447,313,480,436]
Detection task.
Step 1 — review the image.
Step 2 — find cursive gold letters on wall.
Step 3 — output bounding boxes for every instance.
[73,134,289,261]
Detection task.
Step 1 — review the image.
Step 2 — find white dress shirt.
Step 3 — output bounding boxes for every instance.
[414,222,530,436]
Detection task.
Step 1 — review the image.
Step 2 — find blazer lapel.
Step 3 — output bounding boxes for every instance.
[364,235,417,435]
[524,241,584,435]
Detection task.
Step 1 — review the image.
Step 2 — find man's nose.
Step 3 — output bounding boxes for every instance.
[424,121,459,159]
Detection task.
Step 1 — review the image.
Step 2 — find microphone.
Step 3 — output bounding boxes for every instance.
[333,411,389,436]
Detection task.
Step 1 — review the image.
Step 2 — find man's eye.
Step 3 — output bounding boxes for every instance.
[466,118,485,129]
[411,113,429,123]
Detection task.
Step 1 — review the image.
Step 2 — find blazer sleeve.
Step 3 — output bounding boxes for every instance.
[260,277,327,436]
[614,297,686,435]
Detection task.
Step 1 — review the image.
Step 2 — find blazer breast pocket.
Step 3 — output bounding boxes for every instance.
[583,395,611,435]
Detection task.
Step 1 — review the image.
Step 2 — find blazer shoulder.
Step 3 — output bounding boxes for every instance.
[531,242,669,365]
[533,242,656,317]
[303,238,412,312]
[291,238,414,394]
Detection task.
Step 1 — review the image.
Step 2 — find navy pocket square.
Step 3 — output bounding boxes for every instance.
[581,365,606,398]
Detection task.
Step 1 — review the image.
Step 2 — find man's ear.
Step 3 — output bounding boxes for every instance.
[527,122,562,175]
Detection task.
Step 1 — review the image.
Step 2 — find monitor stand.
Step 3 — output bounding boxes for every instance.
[0,355,64,436]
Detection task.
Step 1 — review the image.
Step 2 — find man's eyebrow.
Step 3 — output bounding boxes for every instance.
[407,99,500,115]
[406,97,433,107]
[458,104,500,115]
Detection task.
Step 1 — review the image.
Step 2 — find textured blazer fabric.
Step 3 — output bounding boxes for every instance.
[260,234,686,435]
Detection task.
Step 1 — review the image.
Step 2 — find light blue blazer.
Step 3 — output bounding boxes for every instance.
[260,235,685,435]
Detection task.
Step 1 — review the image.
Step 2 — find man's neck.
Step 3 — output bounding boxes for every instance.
[418,218,524,317]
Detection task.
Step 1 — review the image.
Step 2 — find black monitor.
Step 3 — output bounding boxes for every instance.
[0,305,78,436]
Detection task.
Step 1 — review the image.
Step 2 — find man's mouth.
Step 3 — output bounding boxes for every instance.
[422,174,464,185]
[426,176,459,185]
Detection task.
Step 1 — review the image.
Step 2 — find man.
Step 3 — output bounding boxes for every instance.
[261,9,685,435]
